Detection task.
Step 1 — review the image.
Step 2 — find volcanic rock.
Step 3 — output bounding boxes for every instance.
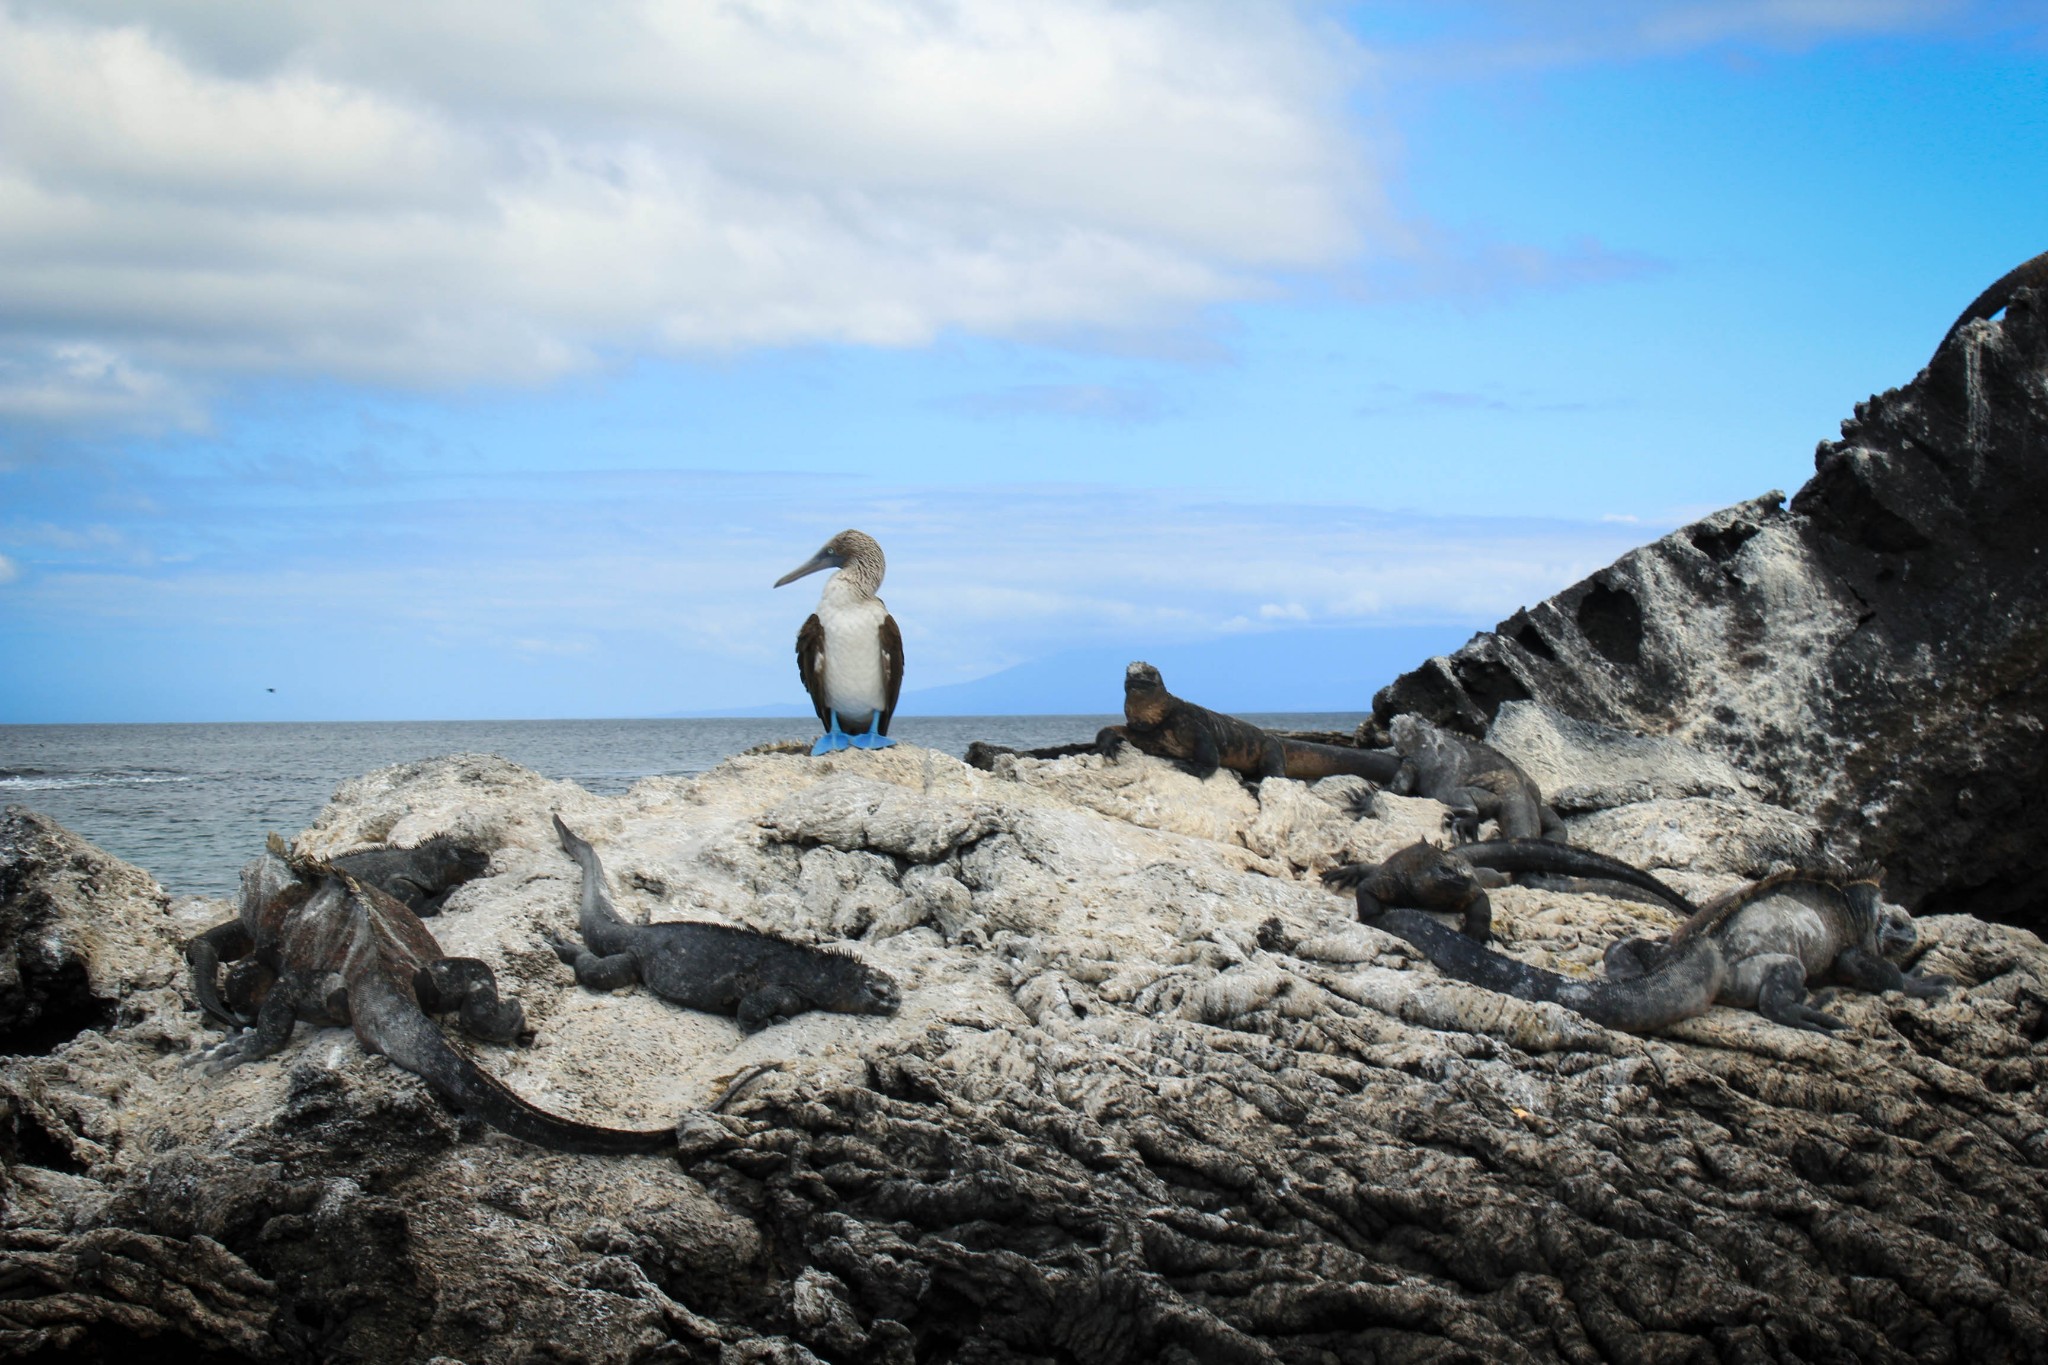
[3,746,2045,1362]
[1374,290,2048,929]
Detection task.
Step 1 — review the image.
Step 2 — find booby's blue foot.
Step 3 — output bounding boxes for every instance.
[849,714,895,750]
[811,712,853,756]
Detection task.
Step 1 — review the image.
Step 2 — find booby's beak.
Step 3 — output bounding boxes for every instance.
[774,546,842,588]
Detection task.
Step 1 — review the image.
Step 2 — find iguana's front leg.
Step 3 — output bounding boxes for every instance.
[1831,946,1954,999]
[1185,727,1222,778]
[223,958,276,1020]
[1390,760,1420,797]
[1457,890,1492,944]
[416,957,527,1043]
[1094,726,1130,757]
[198,986,302,1073]
[547,932,642,991]
[1320,862,1378,893]
[1752,956,1844,1032]
[737,984,808,1032]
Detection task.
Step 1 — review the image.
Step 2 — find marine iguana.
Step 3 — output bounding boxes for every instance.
[1349,868,1950,1034]
[549,815,901,1031]
[1386,713,1566,842]
[1322,839,1695,944]
[1934,248,2048,358]
[327,835,491,917]
[1095,662,1401,783]
[188,838,673,1154]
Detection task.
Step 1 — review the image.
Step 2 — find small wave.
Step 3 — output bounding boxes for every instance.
[0,773,198,792]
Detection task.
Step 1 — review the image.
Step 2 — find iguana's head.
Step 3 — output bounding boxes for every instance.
[1122,661,1171,722]
[1389,713,1438,755]
[810,951,902,1017]
[412,835,493,888]
[1877,902,1918,960]
[1843,876,1916,958]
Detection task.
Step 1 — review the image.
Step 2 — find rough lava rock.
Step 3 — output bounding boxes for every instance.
[3,745,2046,1362]
[1375,290,2048,929]
[0,806,187,1056]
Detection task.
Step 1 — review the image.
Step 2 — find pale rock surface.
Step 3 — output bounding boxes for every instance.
[2,742,2045,1361]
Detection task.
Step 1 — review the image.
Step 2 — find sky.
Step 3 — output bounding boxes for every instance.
[1,0,2044,723]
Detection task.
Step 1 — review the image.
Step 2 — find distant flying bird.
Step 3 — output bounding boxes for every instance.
[266,687,276,693]
[773,529,903,756]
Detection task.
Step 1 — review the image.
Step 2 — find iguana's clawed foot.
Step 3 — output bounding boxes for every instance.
[1093,726,1128,759]
[736,985,809,1032]
[187,1031,264,1075]
[1342,787,1378,820]
[1902,967,1956,998]
[1320,863,1374,892]
[544,932,581,966]
[1779,1004,1846,1032]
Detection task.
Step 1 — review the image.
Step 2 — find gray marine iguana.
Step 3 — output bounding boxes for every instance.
[549,815,901,1031]
[326,835,490,917]
[1384,713,1566,842]
[1323,839,1696,944]
[1349,867,1950,1034]
[1096,662,1402,783]
[1934,248,2048,358]
[187,837,674,1153]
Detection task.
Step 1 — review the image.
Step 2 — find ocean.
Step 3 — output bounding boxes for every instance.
[0,713,1365,898]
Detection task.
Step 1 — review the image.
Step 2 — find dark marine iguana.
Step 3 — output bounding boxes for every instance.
[1934,248,2048,359]
[1322,839,1696,944]
[325,835,490,917]
[187,837,673,1153]
[1095,662,1402,783]
[1347,867,1951,1034]
[549,815,901,1031]
[1384,713,1566,842]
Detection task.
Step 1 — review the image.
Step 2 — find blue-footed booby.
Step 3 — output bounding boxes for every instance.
[773,529,904,755]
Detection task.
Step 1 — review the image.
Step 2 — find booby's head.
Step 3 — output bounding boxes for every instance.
[774,529,885,592]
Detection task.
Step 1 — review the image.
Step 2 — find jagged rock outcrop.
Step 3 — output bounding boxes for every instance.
[4,747,2046,1361]
[1374,291,2048,929]
[0,806,187,1057]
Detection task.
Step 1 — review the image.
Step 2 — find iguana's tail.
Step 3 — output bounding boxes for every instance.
[552,813,630,935]
[354,971,673,1154]
[1370,906,1725,1034]
[1456,839,1697,914]
[1936,249,2048,358]
[1278,739,1402,784]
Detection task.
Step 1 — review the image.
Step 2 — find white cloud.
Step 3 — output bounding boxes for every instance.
[0,1,1377,426]
[0,552,17,584]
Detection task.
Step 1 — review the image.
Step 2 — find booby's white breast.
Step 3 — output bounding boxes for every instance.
[817,577,890,720]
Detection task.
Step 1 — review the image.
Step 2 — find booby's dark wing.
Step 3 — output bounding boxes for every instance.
[795,613,830,729]
[878,612,905,736]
